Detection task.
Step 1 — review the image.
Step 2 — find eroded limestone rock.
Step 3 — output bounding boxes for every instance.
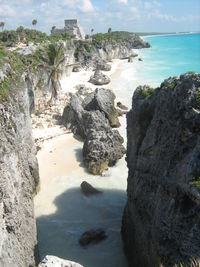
[122,73,200,267]
[89,70,111,85]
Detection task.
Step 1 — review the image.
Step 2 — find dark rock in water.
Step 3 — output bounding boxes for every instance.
[83,129,126,175]
[96,62,111,71]
[128,56,134,63]
[89,70,111,85]
[83,88,120,127]
[81,181,102,196]
[79,229,107,246]
[117,102,128,111]
[73,66,81,72]
[138,58,142,61]
[122,73,200,267]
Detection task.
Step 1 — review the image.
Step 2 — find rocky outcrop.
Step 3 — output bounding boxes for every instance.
[62,94,85,138]
[122,73,200,267]
[79,229,107,246]
[83,88,120,127]
[83,129,126,175]
[96,61,111,71]
[63,88,120,136]
[39,255,83,267]
[0,75,39,266]
[89,70,111,85]
[62,89,125,174]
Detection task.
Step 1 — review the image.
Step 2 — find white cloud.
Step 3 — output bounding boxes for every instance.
[81,0,94,12]
[144,1,152,9]
[0,4,16,17]
[130,7,140,19]
[118,0,128,5]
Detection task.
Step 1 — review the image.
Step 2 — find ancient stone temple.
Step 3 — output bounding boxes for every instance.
[51,19,85,40]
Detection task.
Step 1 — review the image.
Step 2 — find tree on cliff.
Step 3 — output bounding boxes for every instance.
[0,21,5,31]
[32,19,37,28]
[108,27,112,42]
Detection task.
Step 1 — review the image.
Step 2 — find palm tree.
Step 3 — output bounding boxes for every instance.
[32,19,37,28]
[51,26,56,34]
[0,21,5,31]
[108,27,112,42]
[45,43,78,99]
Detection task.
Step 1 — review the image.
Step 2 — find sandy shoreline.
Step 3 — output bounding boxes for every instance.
[34,55,141,266]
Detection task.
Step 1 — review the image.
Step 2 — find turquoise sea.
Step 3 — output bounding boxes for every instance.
[139,33,200,86]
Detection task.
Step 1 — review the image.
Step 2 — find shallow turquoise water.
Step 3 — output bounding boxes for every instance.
[138,33,200,86]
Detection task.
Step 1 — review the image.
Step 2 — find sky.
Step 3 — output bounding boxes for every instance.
[0,0,200,34]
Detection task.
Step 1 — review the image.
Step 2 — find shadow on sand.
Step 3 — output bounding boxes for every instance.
[36,187,128,267]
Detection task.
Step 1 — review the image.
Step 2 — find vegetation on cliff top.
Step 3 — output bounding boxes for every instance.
[0,27,71,47]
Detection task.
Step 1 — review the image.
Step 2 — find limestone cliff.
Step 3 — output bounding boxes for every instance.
[0,69,39,266]
[122,73,200,267]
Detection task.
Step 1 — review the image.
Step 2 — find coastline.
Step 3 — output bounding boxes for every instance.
[140,31,199,39]
[34,57,134,267]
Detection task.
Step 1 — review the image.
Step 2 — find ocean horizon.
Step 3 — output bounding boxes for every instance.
[138,32,200,86]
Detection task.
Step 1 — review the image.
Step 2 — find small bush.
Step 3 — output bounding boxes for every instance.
[139,87,155,98]
[168,82,175,90]
[190,176,200,190]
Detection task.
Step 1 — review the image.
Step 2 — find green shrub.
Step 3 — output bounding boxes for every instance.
[139,87,155,98]
[168,82,175,90]
[195,90,200,106]
[190,176,200,190]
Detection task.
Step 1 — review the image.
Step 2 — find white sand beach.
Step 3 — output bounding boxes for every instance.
[34,53,145,267]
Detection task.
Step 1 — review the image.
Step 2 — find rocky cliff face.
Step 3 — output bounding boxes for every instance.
[0,74,39,266]
[122,73,200,267]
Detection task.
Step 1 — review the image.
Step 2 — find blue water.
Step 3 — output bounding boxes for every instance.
[137,33,200,86]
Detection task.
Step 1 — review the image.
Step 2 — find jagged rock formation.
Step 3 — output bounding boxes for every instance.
[0,75,39,266]
[62,89,125,174]
[83,88,120,127]
[39,255,83,267]
[122,73,200,267]
[83,129,125,174]
[89,70,111,85]
[96,61,111,71]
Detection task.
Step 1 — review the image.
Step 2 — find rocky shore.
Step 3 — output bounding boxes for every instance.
[1,26,200,267]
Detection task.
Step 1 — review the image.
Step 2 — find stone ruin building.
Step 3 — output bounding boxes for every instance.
[51,19,85,40]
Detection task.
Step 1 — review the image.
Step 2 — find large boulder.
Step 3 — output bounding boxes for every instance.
[39,255,83,267]
[122,73,200,267]
[79,229,107,246]
[62,94,85,138]
[82,110,110,135]
[83,129,126,175]
[83,88,120,127]
[89,70,111,85]
[96,61,111,71]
